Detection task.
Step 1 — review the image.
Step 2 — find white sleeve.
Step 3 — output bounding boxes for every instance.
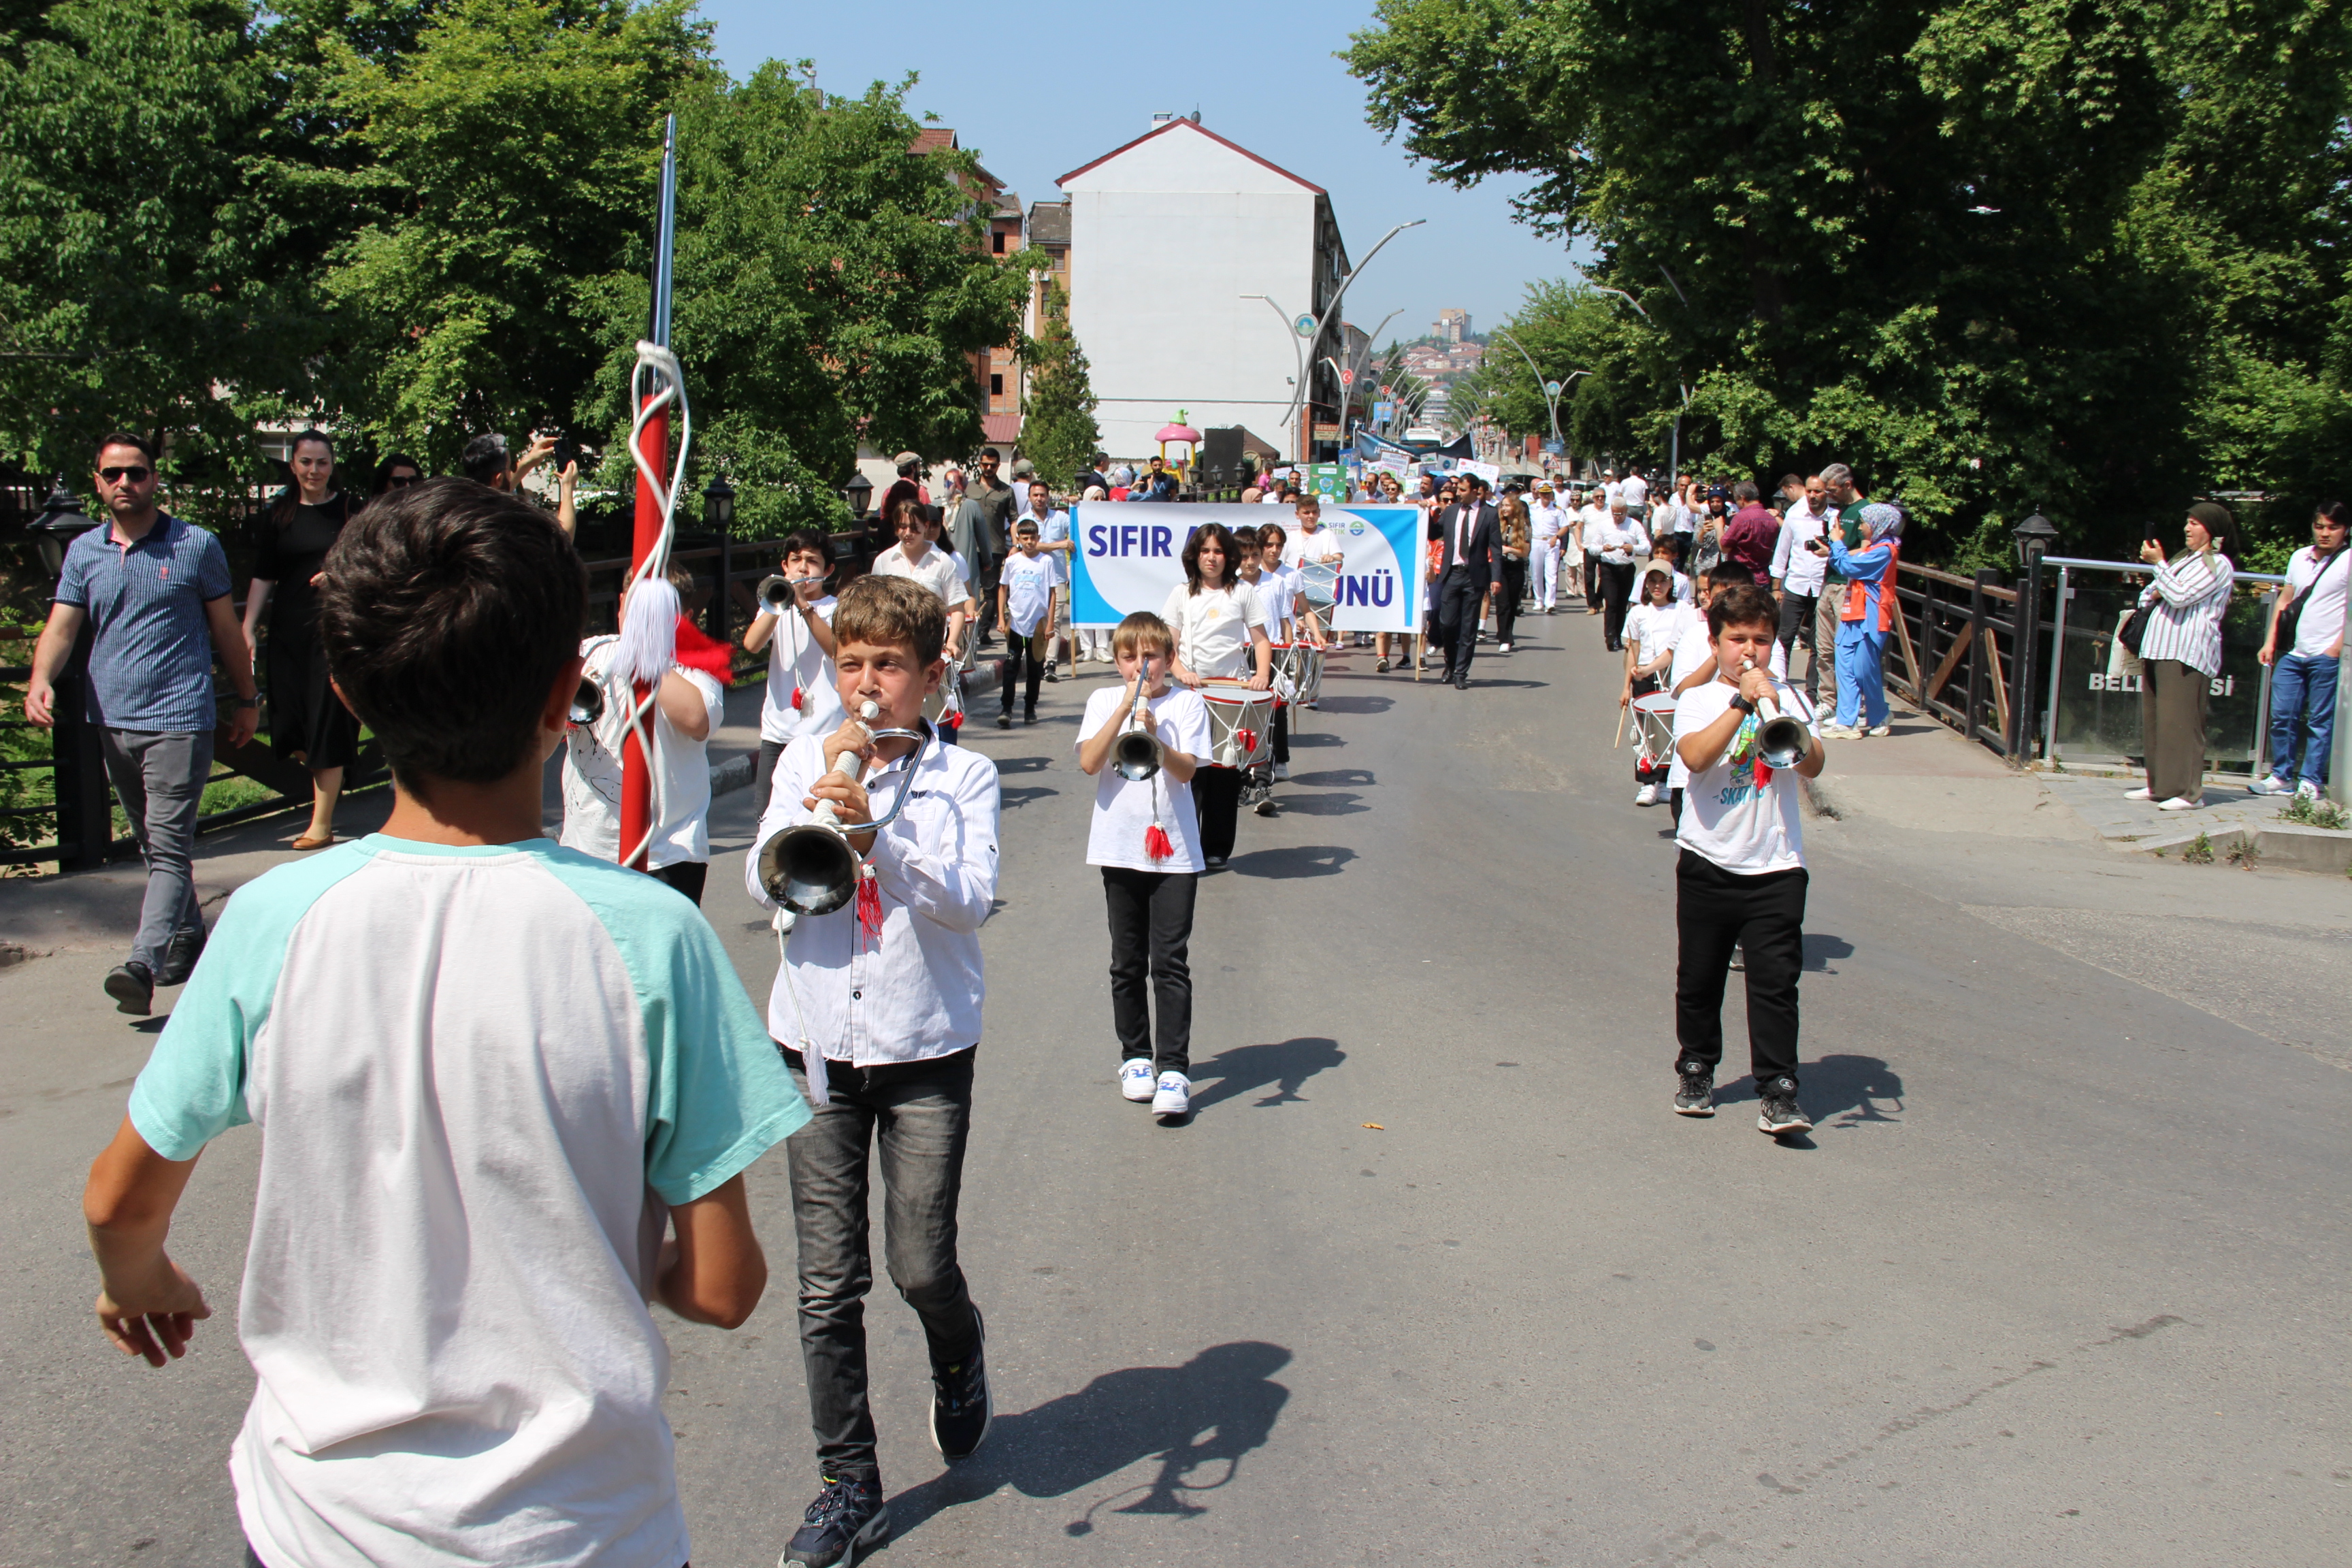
[1770,522,1795,581]
[745,737,825,911]
[870,755,1000,934]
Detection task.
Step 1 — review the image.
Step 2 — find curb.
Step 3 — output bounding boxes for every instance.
[2132,819,2352,874]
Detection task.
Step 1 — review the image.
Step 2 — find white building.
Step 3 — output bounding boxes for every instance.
[1057,114,1350,463]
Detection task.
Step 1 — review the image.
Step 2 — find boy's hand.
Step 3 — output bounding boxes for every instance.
[806,769,872,828]
[818,715,874,780]
[1737,661,1774,705]
[95,1258,210,1367]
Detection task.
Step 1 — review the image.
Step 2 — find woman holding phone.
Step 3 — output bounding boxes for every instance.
[2128,502,2238,811]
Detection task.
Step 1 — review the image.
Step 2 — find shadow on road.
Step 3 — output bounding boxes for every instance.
[1224,845,1355,879]
[1286,732,1345,748]
[1189,1036,1345,1111]
[1808,1053,1904,1128]
[1312,694,1392,715]
[1803,932,1855,971]
[1000,786,1060,811]
[1290,768,1373,788]
[1269,791,1365,817]
[994,755,1052,773]
[886,1341,1292,1539]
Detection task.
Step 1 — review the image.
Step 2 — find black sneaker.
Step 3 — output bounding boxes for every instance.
[1024,705,1037,725]
[104,961,153,1016]
[156,924,206,987]
[995,713,1011,730]
[1673,1060,1716,1116]
[930,1307,992,1460]
[1757,1078,1813,1137]
[780,1474,889,1568]
[1043,661,1060,683]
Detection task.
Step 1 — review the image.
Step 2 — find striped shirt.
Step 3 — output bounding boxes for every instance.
[52,513,232,731]
[2136,551,2234,676]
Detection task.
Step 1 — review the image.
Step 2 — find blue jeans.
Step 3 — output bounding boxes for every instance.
[2266,650,2338,787]
[1834,623,1889,728]
[99,728,212,970]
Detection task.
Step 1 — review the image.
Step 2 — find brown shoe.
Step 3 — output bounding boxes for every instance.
[291,832,337,851]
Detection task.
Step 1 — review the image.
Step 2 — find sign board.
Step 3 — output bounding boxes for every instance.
[1544,439,1566,454]
[1544,380,1562,397]
[1339,368,1355,387]
[1307,463,1348,502]
[1311,423,1339,440]
[1371,402,1394,424]
[1071,503,1426,633]
[1294,314,1316,338]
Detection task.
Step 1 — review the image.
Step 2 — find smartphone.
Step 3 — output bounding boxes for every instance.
[2142,520,2160,544]
[552,436,582,473]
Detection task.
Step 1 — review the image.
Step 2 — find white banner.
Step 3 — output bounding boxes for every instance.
[1070,503,1426,633]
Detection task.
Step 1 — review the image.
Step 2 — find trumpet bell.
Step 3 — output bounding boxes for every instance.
[756,574,795,612]
[1112,730,1163,782]
[1758,714,1812,770]
[568,677,603,728]
[757,821,862,917]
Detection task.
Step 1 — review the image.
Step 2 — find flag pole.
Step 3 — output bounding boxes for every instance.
[620,114,678,872]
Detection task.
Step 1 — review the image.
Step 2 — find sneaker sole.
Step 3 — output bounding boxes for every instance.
[103,972,151,1015]
[1673,1098,1716,1117]
[1758,1115,1814,1137]
[781,1503,892,1568]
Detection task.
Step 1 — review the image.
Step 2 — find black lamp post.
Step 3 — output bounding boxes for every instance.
[702,471,735,534]
[2010,508,2059,763]
[839,470,872,521]
[28,480,99,578]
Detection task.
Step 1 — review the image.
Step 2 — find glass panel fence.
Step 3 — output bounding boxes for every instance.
[2045,562,2281,772]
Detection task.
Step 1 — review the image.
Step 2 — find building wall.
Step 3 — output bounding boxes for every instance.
[1062,126,1333,463]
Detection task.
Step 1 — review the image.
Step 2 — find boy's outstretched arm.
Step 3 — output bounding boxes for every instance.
[83,1116,211,1367]
[657,1173,767,1330]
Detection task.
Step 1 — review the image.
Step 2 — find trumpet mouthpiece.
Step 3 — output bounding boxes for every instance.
[856,700,881,722]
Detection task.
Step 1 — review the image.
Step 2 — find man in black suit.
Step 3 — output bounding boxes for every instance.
[1434,476,1503,689]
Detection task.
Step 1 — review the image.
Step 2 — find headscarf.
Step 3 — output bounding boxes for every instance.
[1861,502,1902,542]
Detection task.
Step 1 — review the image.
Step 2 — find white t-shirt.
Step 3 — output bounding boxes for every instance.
[1673,675,1815,875]
[1077,685,1213,873]
[1284,525,1344,571]
[126,835,803,1568]
[1624,601,1688,667]
[758,594,843,745]
[872,542,968,610]
[1620,474,1649,509]
[1243,570,1294,638]
[1665,616,1782,791]
[1162,581,1267,679]
[1002,550,1054,636]
[563,636,727,869]
[1581,504,1610,553]
[2285,544,2352,657]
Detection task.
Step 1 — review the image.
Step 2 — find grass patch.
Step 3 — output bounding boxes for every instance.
[2181,830,2215,864]
[2275,794,2350,831]
[2225,836,2261,870]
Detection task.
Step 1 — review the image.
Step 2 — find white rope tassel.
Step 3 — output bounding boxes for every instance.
[614,338,694,870]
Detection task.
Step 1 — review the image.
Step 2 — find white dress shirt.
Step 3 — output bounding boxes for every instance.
[1771,502,1832,596]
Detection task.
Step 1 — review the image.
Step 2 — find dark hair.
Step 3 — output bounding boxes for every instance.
[1013,516,1039,534]
[1778,474,1803,491]
[94,430,155,464]
[1708,583,1778,636]
[269,429,345,526]
[1182,521,1239,593]
[1230,524,1260,549]
[289,428,333,460]
[2317,502,2350,529]
[1732,480,1760,504]
[1259,521,1287,548]
[374,454,423,495]
[1706,561,1751,591]
[833,573,945,666]
[459,433,512,485]
[889,496,924,532]
[779,528,830,564]
[316,479,585,796]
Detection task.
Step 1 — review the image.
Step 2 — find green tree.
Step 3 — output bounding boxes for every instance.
[1019,280,1098,491]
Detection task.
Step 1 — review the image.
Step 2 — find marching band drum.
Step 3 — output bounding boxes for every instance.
[1270,642,1324,709]
[1197,680,1274,771]
[1629,689,1678,776]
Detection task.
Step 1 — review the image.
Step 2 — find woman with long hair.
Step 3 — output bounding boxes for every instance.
[2129,501,2240,811]
[370,453,423,500]
[241,429,361,849]
[1162,523,1273,868]
[1495,493,1532,653]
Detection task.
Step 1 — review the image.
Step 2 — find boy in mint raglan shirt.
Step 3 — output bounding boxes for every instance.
[81,479,804,1568]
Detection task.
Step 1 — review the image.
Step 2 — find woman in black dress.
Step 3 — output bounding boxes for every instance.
[240,429,361,849]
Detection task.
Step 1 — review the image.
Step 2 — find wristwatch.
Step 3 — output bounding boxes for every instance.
[1729,693,1756,715]
[233,695,259,709]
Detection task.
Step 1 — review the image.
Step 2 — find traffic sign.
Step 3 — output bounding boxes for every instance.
[1544,380,1562,397]
[1294,314,1316,338]
[1339,368,1354,387]
[1544,439,1565,455]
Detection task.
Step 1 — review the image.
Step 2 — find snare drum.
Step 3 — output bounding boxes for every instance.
[1269,642,1325,708]
[1629,690,1678,769]
[1297,561,1339,612]
[1198,681,1275,769]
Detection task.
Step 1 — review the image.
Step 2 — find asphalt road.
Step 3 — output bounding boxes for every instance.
[3,614,2347,1567]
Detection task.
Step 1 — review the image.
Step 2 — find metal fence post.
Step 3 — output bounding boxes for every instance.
[1967,568,1994,740]
[2008,555,2042,762]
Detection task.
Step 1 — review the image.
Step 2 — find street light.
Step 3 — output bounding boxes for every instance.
[27,480,99,578]
[1490,327,1588,457]
[838,470,872,519]
[1245,218,1426,457]
[2010,508,2059,763]
[702,471,736,534]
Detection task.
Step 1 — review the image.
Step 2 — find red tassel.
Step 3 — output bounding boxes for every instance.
[1236,728,1257,755]
[1755,762,1774,787]
[1144,825,1175,862]
[855,870,884,938]
[790,685,804,711]
[945,708,964,731]
[671,615,734,685]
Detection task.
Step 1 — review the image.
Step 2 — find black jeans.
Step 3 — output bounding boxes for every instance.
[1194,766,1243,859]
[757,738,787,815]
[783,1047,980,1483]
[1673,849,1806,1088]
[1600,560,1637,649]
[1271,703,1290,765]
[1584,553,1605,612]
[1778,591,1820,698]
[1000,628,1045,714]
[1497,555,1528,644]
[652,860,707,905]
[1437,566,1485,679]
[1102,866,1196,1073]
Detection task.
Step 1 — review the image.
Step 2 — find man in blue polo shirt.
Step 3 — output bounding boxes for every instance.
[24,432,259,1015]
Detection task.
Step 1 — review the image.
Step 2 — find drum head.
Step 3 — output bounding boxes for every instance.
[1630,691,1678,716]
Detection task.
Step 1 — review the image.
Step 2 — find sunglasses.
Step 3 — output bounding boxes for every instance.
[99,466,152,483]
[387,473,420,487]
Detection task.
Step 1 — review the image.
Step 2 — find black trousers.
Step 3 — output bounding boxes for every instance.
[1673,849,1806,1089]
[1778,591,1821,698]
[1585,553,1605,612]
[651,860,707,905]
[1195,766,1243,859]
[1272,703,1290,765]
[1437,566,1484,679]
[1000,628,1045,713]
[1600,560,1637,649]
[1102,866,1196,1073]
[1497,555,1528,644]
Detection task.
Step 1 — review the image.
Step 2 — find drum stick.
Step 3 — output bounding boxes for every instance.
[1614,704,1626,749]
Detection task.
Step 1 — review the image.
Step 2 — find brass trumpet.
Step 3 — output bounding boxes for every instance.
[1740,659,1814,769]
[1111,685,1163,782]
[755,700,928,916]
[755,572,810,613]
[567,675,604,728]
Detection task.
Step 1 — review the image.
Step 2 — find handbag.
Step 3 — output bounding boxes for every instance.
[2117,598,2155,657]
[2272,546,2347,653]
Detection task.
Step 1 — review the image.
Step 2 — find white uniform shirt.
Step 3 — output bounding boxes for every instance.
[1673,675,1816,875]
[1001,550,1054,636]
[759,594,844,746]
[1771,502,1833,596]
[563,636,726,870]
[2284,544,2352,657]
[1284,525,1345,571]
[872,542,968,610]
[1666,617,1782,791]
[1162,581,1267,680]
[1243,570,1294,640]
[1582,504,1610,554]
[1529,502,1564,544]
[1077,685,1213,872]
[746,730,999,1066]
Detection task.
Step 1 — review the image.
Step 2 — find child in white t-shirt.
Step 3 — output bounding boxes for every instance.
[745,529,843,815]
[1076,611,1213,1122]
[1239,527,1296,784]
[1668,583,1825,1139]
[561,564,728,905]
[996,518,1057,728]
[1621,566,1693,807]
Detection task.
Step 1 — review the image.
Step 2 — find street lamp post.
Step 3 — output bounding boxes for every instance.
[2010,508,2059,764]
[1490,327,1588,462]
[1243,218,1426,460]
[702,472,736,644]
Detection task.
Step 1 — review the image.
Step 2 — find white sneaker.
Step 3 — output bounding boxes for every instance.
[1119,1059,1156,1102]
[1152,1071,1191,1117]
[2123,785,2154,801]
[1818,723,1860,739]
[1867,724,1892,737]
[2157,795,2204,811]
[2295,779,2320,801]
[2250,774,2291,796]
[1635,783,1659,806]
[1273,763,1290,781]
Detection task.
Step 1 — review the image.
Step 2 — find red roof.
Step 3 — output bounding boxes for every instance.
[1056,118,1324,195]
[981,412,1022,442]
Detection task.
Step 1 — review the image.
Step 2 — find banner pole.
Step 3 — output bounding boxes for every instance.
[619,115,678,872]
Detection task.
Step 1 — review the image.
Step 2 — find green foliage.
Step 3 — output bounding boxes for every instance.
[2276,794,2349,830]
[2181,830,2215,864]
[1347,1,2352,566]
[1019,280,1098,491]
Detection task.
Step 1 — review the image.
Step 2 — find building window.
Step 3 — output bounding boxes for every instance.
[990,373,1004,397]
[992,231,1005,254]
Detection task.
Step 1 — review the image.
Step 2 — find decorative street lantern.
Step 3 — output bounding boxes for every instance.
[2010,508,2060,764]
[839,470,873,519]
[702,471,736,535]
[27,480,99,578]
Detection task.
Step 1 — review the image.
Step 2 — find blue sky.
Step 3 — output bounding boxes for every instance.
[692,0,1575,345]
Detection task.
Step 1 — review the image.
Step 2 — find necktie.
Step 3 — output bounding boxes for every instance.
[1457,508,1471,564]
